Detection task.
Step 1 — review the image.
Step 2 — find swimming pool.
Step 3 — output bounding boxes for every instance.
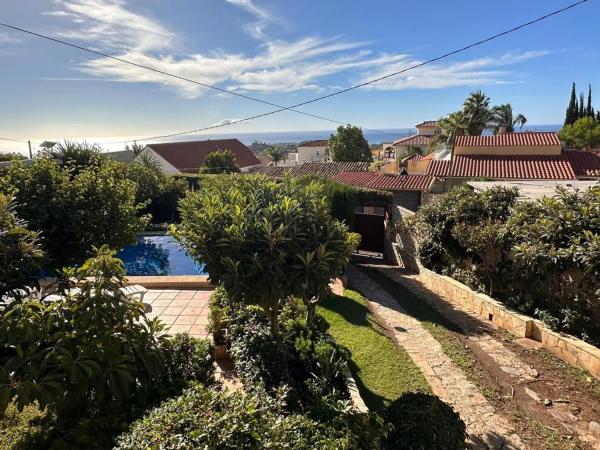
[117,234,206,276]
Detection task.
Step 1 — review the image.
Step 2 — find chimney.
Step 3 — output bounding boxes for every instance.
[498,126,508,134]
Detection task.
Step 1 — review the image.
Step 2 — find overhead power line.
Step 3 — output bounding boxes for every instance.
[0,0,589,144]
[0,137,28,144]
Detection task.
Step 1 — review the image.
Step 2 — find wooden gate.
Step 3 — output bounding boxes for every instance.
[353,206,386,253]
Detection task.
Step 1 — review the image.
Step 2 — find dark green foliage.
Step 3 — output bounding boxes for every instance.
[382,393,466,450]
[326,125,372,162]
[160,333,214,392]
[199,149,241,174]
[264,145,287,166]
[43,141,106,174]
[0,152,26,162]
[559,116,600,149]
[0,157,147,268]
[0,195,44,298]
[174,175,358,333]
[115,384,376,450]
[412,185,600,344]
[565,82,578,126]
[587,84,595,118]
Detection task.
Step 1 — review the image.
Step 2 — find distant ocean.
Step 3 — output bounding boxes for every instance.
[0,125,564,155]
[125,124,563,147]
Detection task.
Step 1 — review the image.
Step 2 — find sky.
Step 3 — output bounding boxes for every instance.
[0,0,599,153]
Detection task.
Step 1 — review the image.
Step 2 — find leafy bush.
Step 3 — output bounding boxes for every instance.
[412,185,600,344]
[559,116,600,149]
[199,149,241,174]
[160,333,214,391]
[0,194,44,298]
[0,246,167,415]
[174,175,358,333]
[0,157,147,268]
[382,393,466,450]
[115,384,376,450]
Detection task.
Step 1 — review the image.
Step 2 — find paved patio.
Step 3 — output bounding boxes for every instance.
[144,289,213,338]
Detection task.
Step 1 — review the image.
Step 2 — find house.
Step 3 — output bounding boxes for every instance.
[287,140,328,165]
[411,132,600,184]
[333,171,435,211]
[388,121,441,160]
[467,180,599,201]
[138,139,260,174]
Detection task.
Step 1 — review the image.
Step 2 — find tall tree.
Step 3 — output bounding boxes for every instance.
[199,149,240,174]
[579,93,585,119]
[462,90,491,135]
[264,146,286,167]
[586,84,595,118]
[326,125,372,162]
[489,104,527,134]
[565,82,578,126]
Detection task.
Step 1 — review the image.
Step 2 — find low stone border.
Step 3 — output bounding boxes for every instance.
[344,369,369,413]
[415,266,600,379]
[125,275,211,289]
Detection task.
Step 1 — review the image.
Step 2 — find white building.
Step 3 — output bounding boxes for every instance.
[287,140,329,165]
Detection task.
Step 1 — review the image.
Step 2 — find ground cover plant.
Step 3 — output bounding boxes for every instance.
[411,185,600,344]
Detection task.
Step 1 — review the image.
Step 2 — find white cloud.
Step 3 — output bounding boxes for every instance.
[45,0,173,52]
[0,32,21,45]
[210,118,252,127]
[44,0,550,99]
[225,0,272,40]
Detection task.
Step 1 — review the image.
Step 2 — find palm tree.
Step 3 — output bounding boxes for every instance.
[45,141,104,172]
[135,151,162,172]
[462,90,491,135]
[264,146,286,167]
[429,111,468,151]
[490,104,527,134]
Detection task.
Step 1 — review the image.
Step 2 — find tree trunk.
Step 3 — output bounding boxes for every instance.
[306,301,316,328]
[269,306,279,335]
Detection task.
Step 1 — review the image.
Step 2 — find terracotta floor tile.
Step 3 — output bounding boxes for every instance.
[168,324,192,334]
[175,291,196,300]
[158,292,178,300]
[144,292,161,300]
[189,324,207,335]
[151,299,172,307]
[159,315,178,325]
[183,306,205,315]
[174,315,197,325]
[150,306,165,315]
[169,300,190,308]
[195,315,209,325]
[192,291,212,300]
[162,306,184,316]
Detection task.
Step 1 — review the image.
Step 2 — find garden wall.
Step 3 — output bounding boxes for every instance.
[416,264,600,379]
[386,207,600,379]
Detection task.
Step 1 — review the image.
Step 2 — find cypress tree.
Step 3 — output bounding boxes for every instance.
[586,84,594,117]
[565,82,578,125]
[579,93,585,119]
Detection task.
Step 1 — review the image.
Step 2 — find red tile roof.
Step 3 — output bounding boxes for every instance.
[455,132,560,147]
[146,139,260,173]
[415,121,438,128]
[297,140,329,147]
[333,171,434,191]
[402,153,424,163]
[425,154,576,179]
[393,134,432,146]
[566,150,600,177]
[245,162,371,178]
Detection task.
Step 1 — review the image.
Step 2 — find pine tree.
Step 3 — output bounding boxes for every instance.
[586,84,595,117]
[565,82,578,125]
[579,93,585,119]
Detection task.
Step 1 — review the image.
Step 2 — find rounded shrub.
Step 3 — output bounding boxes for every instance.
[382,393,467,450]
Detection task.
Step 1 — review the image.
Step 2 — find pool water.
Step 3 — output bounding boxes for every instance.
[117,234,206,276]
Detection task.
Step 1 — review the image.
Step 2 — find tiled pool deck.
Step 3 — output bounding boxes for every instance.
[145,289,213,338]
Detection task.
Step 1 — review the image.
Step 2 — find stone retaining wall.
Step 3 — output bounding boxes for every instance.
[416,265,600,379]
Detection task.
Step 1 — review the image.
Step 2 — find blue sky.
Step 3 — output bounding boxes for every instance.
[0,0,599,152]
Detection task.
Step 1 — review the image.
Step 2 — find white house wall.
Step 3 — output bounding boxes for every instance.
[138,147,180,174]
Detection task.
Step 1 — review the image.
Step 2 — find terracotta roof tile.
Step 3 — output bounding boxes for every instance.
[415,121,438,128]
[244,162,371,178]
[333,171,433,191]
[455,132,560,147]
[146,139,260,173]
[392,134,431,146]
[565,150,600,177]
[297,140,329,147]
[425,154,576,179]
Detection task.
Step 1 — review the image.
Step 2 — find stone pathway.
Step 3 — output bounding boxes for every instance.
[144,289,212,338]
[347,265,525,450]
[374,266,600,450]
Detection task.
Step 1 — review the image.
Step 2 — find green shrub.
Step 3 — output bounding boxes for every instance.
[382,393,467,450]
[207,286,232,345]
[0,157,147,268]
[160,333,214,391]
[0,195,45,298]
[115,384,376,450]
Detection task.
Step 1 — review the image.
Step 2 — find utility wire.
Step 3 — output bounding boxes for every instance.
[0,137,29,144]
[0,0,589,144]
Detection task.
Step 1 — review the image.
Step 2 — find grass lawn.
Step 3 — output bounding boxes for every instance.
[319,289,430,412]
